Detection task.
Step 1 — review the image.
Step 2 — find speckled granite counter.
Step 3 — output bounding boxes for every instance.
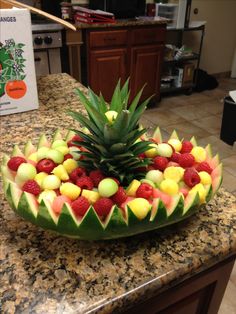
[0,73,236,314]
[75,16,168,29]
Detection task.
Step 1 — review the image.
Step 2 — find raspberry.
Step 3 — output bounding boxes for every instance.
[136,183,153,199]
[67,135,83,148]
[22,180,41,196]
[179,153,195,168]
[89,169,105,187]
[76,176,94,190]
[69,167,86,183]
[180,141,193,154]
[138,153,146,159]
[153,156,168,171]
[63,153,73,161]
[7,156,26,171]
[196,162,213,174]
[169,152,180,163]
[71,196,90,217]
[36,159,56,174]
[183,168,200,188]
[93,197,114,218]
[111,187,127,205]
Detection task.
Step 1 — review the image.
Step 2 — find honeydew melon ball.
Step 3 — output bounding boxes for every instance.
[140,179,156,188]
[160,179,179,195]
[69,146,81,160]
[145,143,158,158]
[127,198,151,220]
[17,163,37,182]
[105,110,118,123]
[51,139,68,149]
[199,171,212,185]
[98,178,119,197]
[156,143,173,157]
[35,172,48,187]
[47,149,64,164]
[38,190,57,204]
[164,166,184,183]
[167,138,182,152]
[37,147,50,161]
[145,169,164,185]
[60,182,81,200]
[189,183,206,203]
[191,146,206,163]
[42,175,61,190]
[55,146,69,156]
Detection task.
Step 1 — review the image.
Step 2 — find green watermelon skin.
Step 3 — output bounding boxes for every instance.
[1,130,223,240]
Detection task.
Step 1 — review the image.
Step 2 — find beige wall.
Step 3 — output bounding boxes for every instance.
[189,0,236,74]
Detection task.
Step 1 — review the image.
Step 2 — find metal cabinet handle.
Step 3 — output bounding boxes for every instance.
[34,57,41,62]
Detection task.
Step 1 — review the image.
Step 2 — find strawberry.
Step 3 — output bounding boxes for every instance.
[180,141,193,154]
[63,153,73,161]
[22,180,41,196]
[69,167,86,183]
[169,152,180,163]
[111,187,127,205]
[7,156,26,171]
[71,196,90,217]
[76,176,94,190]
[179,153,195,168]
[196,162,213,174]
[89,169,105,187]
[153,156,168,171]
[183,168,200,187]
[93,198,114,218]
[136,183,153,199]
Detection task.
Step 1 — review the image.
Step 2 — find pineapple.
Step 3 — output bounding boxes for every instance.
[68,80,153,185]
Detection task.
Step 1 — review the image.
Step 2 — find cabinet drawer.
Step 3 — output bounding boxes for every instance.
[89,30,128,48]
[131,27,166,45]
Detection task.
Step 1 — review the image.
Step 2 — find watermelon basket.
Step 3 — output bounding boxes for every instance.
[1,82,223,240]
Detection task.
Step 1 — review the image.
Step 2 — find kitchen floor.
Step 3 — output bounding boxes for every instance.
[142,77,236,313]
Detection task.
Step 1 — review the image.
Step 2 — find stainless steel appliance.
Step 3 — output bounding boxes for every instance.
[31,17,63,76]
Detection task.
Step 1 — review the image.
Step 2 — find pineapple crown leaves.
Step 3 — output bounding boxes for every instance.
[68,79,154,183]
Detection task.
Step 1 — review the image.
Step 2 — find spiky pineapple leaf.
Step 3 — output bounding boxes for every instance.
[128,85,145,115]
[128,96,153,131]
[109,79,122,112]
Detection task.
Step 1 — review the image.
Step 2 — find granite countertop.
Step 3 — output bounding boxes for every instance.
[75,16,168,29]
[0,73,236,314]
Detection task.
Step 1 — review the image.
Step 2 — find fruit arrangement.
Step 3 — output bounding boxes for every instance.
[1,81,222,240]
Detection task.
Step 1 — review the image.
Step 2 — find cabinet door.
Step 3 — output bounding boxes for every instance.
[89,48,127,102]
[130,45,164,102]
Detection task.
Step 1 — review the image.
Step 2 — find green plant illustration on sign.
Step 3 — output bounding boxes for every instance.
[0,39,26,98]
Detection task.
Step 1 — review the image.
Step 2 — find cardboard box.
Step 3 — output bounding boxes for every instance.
[0,8,39,115]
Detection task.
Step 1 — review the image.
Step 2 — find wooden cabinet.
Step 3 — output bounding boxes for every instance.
[85,25,166,102]
[90,48,127,101]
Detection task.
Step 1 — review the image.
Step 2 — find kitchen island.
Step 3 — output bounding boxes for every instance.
[0,73,236,314]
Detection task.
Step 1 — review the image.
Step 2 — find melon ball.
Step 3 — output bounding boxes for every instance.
[199,171,212,185]
[145,143,158,158]
[105,110,118,123]
[98,178,118,197]
[145,169,164,185]
[164,166,184,183]
[156,143,173,157]
[160,179,179,195]
[42,175,61,190]
[168,138,182,152]
[127,198,151,220]
[191,146,206,163]
[17,163,37,182]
